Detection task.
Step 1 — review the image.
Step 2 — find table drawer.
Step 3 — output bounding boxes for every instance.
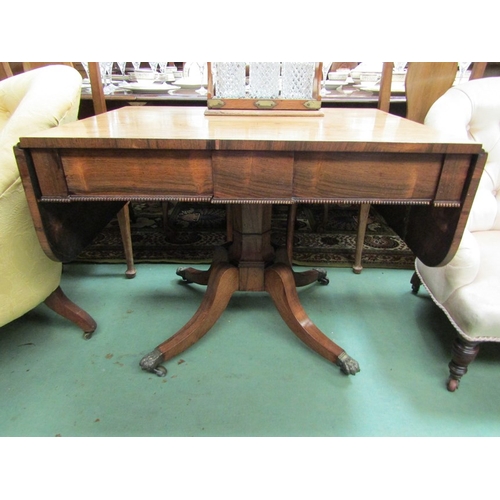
[293,152,453,203]
[33,149,214,198]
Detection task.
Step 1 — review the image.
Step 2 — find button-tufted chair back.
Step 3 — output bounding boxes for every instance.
[425,77,500,233]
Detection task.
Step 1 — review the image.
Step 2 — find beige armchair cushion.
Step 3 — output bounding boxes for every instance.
[0,65,82,328]
[415,77,500,341]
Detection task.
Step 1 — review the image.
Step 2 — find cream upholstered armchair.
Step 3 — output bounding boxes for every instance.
[0,65,96,336]
[411,77,500,391]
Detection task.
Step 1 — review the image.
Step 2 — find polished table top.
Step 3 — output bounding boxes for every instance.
[23,105,476,150]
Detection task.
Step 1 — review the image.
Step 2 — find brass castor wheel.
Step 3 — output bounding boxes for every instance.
[83,331,93,340]
[140,348,167,377]
[314,268,329,285]
[176,266,192,283]
[153,366,167,377]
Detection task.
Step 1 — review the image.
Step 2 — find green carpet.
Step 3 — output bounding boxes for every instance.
[2,263,500,438]
[1,263,498,497]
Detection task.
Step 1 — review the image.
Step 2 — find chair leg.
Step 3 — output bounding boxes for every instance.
[447,337,480,392]
[353,203,371,274]
[44,286,97,339]
[117,203,136,279]
[410,271,421,293]
[410,272,479,392]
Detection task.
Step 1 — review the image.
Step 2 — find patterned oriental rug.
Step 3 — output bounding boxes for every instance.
[76,202,415,269]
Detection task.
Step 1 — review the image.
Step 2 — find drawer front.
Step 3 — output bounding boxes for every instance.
[212,151,294,202]
[35,149,214,198]
[293,152,443,203]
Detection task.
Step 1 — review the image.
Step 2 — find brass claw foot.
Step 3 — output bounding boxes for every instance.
[176,266,192,283]
[336,352,360,375]
[313,268,329,285]
[176,265,212,286]
[140,348,167,377]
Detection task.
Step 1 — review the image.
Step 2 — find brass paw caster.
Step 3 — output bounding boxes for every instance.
[140,348,168,377]
[314,268,329,285]
[336,352,360,375]
[176,266,192,283]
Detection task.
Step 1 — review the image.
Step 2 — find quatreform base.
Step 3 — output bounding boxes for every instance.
[139,210,361,378]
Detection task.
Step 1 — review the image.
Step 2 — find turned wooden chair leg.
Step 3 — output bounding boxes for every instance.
[409,272,480,392]
[117,203,136,279]
[44,286,97,339]
[447,337,480,392]
[410,271,421,293]
[353,203,371,274]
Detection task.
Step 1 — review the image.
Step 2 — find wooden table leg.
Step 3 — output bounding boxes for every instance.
[139,260,239,376]
[265,262,360,375]
[175,245,231,286]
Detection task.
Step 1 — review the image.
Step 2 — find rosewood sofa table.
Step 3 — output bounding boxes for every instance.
[15,106,485,377]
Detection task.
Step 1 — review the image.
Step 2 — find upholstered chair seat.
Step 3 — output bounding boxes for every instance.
[412,77,500,390]
[0,65,96,335]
